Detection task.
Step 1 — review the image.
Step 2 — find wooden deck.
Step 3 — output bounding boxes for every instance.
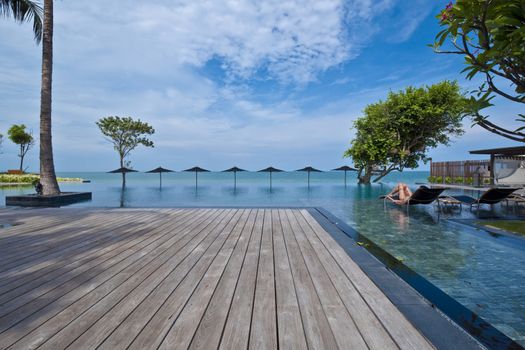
[0,208,434,349]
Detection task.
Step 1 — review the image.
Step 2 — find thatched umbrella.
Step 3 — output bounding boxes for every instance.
[183,166,210,188]
[108,167,138,187]
[108,166,138,174]
[258,166,284,189]
[146,166,174,187]
[296,166,322,188]
[222,166,247,189]
[332,165,357,186]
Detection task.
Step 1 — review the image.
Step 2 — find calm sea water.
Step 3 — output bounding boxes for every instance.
[1,170,525,346]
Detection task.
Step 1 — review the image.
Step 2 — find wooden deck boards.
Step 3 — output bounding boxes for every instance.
[0,208,435,349]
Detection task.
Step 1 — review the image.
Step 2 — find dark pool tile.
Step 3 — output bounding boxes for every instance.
[397,303,482,350]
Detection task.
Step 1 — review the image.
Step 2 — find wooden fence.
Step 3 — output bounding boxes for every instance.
[430,160,490,184]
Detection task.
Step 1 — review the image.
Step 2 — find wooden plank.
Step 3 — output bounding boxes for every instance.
[0,209,94,239]
[97,210,252,350]
[0,210,194,307]
[0,209,223,348]
[291,209,398,350]
[277,209,339,349]
[0,212,191,304]
[218,209,264,350]
[271,209,308,349]
[157,209,250,349]
[127,209,245,350]
[248,209,278,350]
[0,212,125,267]
[188,209,257,350]
[0,210,165,261]
[0,210,184,293]
[0,210,198,320]
[285,209,368,349]
[34,210,235,350]
[0,211,157,277]
[300,209,434,350]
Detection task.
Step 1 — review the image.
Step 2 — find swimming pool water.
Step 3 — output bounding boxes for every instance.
[1,171,524,346]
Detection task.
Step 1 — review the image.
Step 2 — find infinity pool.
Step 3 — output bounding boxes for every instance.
[1,171,524,347]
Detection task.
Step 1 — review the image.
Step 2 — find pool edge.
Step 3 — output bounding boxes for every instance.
[309,207,505,350]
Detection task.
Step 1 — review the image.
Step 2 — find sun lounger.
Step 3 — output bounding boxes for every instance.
[441,188,519,212]
[505,193,525,208]
[383,186,445,212]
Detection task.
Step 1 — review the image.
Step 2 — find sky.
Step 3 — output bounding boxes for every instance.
[0,0,522,172]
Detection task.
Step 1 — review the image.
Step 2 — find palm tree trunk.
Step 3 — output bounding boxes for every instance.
[39,0,60,195]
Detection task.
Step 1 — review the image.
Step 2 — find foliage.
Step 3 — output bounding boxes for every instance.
[436,176,443,183]
[0,173,83,184]
[96,116,155,165]
[445,176,453,184]
[344,81,468,184]
[465,176,474,185]
[96,116,154,186]
[0,0,43,43]
[427,175,437,183]
[479,220,525,236]
[454,176,464,183]
[433,0,525,142]
[7,124,34,171]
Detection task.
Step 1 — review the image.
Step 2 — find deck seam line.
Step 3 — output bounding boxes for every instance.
[156,209,246,348]
[215,209,258,348]
[0,210,189,298]
[187,209,254,349]
[291,209,372,350]
[51,209,220,349]
[276,209,310,350]
[120,209,236,349]
[1,209,209,347]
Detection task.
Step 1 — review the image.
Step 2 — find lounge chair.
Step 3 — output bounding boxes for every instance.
[441,187,519,212]
[383,186,445,212]
[505,192,525,208]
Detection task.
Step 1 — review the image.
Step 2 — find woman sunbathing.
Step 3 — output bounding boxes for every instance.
[387,183,413,205]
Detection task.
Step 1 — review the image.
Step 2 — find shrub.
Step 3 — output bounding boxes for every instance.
[436,176,443,183]
[445,176,452,184]
[465,177,474,185]
[0,174,83,184]
[454,176,464,184]
[427,176,436,183]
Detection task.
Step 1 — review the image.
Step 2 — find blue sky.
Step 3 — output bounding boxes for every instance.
[0,0,521,172]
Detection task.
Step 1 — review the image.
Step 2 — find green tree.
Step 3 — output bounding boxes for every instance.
[96,116,155,186]
[1,0,61,194]
[8,124,35,171]
[344,81,467,184]
[433,0,525,142]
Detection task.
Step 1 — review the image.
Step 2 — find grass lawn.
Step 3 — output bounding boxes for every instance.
[479,220,525,236]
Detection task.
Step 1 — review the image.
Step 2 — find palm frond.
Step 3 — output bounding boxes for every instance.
[0,0,43,43]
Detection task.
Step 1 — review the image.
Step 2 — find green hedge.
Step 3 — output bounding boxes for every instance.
[0,174,83,184]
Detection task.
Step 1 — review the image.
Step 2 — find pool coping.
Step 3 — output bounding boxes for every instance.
[310,207,523,350]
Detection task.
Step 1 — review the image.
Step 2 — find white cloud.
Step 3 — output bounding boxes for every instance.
[0,0,453,172]
[48,0,407,84]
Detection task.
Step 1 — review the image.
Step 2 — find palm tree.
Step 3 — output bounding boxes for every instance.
[1,0,60,194]
[0,0,43,43]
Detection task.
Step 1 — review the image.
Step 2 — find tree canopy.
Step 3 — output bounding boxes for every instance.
[96,116,155,185]
[433,0,525,142]
[344,81,467,184]
[8,124,34,171]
